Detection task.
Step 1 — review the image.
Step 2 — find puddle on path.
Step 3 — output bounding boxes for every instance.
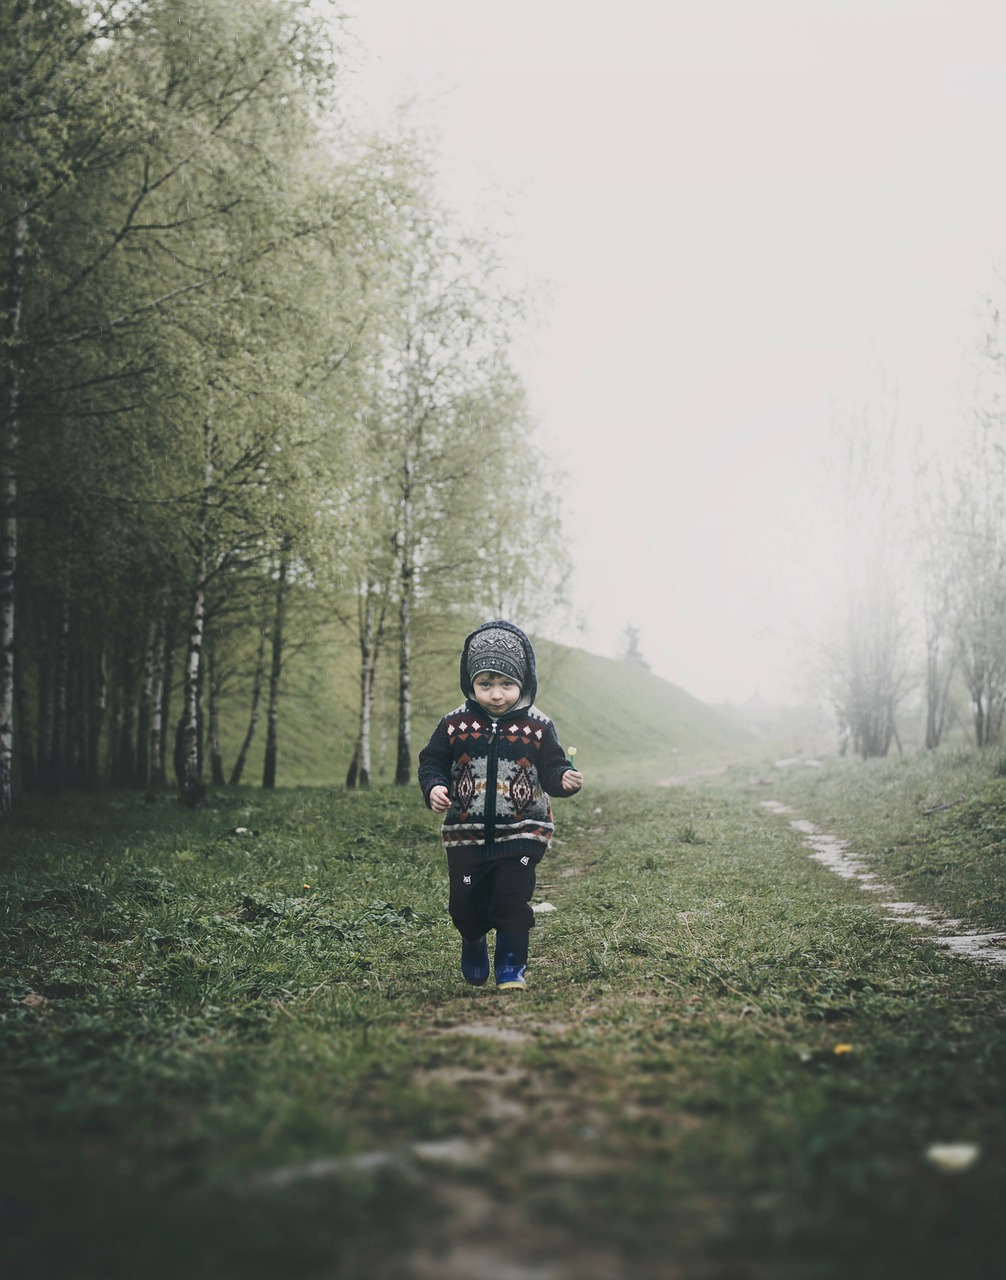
[761,800,1006,968]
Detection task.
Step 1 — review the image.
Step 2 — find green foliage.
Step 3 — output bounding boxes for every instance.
[2,0,559,801]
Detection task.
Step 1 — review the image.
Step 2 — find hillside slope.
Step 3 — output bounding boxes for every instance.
[217,619,756,789]
[529,639,756,784]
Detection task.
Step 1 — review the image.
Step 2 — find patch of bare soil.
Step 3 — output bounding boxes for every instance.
[400,1183,636,1280]
[379,863,737,1280]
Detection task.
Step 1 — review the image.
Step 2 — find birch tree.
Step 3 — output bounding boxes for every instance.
[360,177,545,785]
[0,0,145,811]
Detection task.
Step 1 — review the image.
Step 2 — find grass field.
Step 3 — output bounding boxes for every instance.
[214,616,762,789]
[2,743,1004,1279]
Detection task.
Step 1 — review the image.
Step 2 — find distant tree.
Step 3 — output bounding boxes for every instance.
[820,406,912,759]
[944,423,1006,748]
[912,458,958,750]
[619,625,650,670]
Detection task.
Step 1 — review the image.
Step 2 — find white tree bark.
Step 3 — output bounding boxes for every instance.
[178,414,212,803]
[262,548,289,790]
[0,185,28,814]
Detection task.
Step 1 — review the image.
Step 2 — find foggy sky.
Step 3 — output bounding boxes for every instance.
[346,0,1006,704]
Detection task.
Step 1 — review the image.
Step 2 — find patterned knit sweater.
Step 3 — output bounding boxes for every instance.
[417,700,574,864]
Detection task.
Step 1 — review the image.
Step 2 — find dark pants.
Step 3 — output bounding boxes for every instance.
[448,856,537,939]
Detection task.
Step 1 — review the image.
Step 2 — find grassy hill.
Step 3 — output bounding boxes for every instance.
[217,615,758,789]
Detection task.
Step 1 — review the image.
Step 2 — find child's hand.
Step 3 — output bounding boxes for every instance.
[428,785,451,812]
[561,769,582,793]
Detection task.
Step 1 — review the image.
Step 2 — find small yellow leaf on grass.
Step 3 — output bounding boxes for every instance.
[925,1143,980,1173]
[833,1043,853,1056]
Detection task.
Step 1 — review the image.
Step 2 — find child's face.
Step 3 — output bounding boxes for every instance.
[471,671,522,716]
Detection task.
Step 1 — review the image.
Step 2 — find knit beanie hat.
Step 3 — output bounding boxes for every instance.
[466,625,528,690]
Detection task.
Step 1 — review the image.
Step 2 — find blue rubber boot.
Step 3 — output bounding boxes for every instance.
[494,931,529,990]
[460,935,490,986]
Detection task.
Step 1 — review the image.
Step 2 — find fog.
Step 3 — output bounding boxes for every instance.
[347,0,1006,704]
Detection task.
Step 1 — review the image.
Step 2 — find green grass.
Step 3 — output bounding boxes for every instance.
[761,745,1006,930]
[2,753,1005,1278]
[216,611,758,788]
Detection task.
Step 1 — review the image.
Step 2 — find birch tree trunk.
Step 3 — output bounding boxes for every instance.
[262,548,289,790]
[0,348,21,810]
[105,656,121,786]
[229,621,267,786]
[68,659,86,786]
[177,558,207,802]
[394,455,415,785]
[151,617,173,788]
[176,416,212,804]
[50,595,71,793]
[86,647,107,791]
[14,642,34,792]
[36,613,54,792]
[115,640,138,787]
[0,116,29,814]
[924,633,955,751]
[346,582,386,789]
[395,570,413,785]
[136,614,158,787]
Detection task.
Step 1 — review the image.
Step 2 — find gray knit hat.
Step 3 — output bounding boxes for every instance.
[466,625,528,690]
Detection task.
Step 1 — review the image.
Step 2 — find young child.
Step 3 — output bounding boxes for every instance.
[418,621,582,990]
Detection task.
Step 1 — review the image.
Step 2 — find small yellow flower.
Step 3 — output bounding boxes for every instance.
[833,1043,853,1056]
[568,747,577,762]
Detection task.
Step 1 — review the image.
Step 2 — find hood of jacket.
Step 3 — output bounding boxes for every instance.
[459,620,538,710]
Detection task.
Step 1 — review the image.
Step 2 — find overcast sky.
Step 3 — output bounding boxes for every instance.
[343,0,1006,704]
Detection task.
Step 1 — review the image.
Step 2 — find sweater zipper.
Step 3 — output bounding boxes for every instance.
[485,719,499,849]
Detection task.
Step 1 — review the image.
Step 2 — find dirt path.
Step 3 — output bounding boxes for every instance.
[229,777,1006,1279]
[760,799,1006,968]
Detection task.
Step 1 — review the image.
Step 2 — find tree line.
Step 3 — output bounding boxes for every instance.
[0,0,568,812]
[820,303,1006,758]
